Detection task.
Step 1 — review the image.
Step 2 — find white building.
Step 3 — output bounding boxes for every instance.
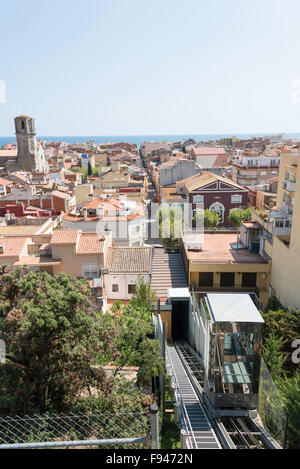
[103,246,152,301]
[62,197,146,246]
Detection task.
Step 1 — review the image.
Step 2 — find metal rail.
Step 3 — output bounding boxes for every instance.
[166,344,221,449]
[166,345,198,449]
[0,437,148,450]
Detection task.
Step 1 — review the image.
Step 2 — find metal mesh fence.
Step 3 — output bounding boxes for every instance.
[285,414,300,450]
[258,359,286,446]
[0,411,151,449]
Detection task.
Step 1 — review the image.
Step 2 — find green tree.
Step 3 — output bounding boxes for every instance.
[278,371,300,448]
[158,205,183,250]
[87,160,92,176]
[71,166,88,183]
[194,209,220,229]
[228,207,253,227]
[228,207,253,245]
[263,333,288,382]
[263,306,300,374]
[100,299,164,386]
[131,275,157,312]
[0,267,113,415]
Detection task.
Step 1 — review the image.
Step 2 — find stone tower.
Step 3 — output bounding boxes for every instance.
[14,115,47,173]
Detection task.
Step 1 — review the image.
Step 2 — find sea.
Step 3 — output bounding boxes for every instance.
[1,133,300,148]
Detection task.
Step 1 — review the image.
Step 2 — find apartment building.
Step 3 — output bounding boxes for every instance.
[232,154,280,189]
[0,229,109,273]
[255,153,300,309]
[189,147,228,169]
[62,197,145,246]
[252,153,298,255]
[151,158,197,194]
[0,186,76,214]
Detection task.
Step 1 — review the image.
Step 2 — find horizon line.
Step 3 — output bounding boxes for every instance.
[1,131,297,139]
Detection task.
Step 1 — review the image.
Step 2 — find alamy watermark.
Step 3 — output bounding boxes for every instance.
[0,79,6,103]
[0,339,5,364]
[291,339,300,364]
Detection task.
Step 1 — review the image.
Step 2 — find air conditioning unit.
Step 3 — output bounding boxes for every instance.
[101,268,109,275]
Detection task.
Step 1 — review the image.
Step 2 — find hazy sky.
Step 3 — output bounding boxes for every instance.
[1,0,300,136]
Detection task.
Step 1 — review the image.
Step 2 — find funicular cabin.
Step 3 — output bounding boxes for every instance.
[189,293,264,417]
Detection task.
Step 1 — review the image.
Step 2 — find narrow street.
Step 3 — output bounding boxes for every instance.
[140,149,161,245]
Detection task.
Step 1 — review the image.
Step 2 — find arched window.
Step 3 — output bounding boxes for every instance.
[21,120,25,130]
[209,202,225,223]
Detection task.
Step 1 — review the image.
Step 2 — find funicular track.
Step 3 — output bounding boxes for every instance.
[173,340,281,449]
[166,345,221,449]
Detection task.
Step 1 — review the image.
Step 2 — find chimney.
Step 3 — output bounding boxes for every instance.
[97,204,105,220]
[83,208,88,221]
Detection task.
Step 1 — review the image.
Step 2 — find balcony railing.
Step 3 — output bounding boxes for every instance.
[252,210,292,236]
[281,201,293,215]
[282,180,296,192]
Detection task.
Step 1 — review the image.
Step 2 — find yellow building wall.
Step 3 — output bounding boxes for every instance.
[52,244,104,278]
[276,154,298,210]
[270,156,300,309]
[153,310,172,341]
[189,262,270,308]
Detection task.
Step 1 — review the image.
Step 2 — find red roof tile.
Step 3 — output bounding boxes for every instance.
[76,233,104,254]
[50,229,79,245]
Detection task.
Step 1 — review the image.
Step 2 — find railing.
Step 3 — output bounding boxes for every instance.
[153,312,198,449]
[165,346,198,449]
[282,180,296,192]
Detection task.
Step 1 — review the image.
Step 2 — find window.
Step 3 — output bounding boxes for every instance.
[220,272,235,287]
[128,284,135,294]
[82,264,98,279]
[193,195,204,204]
[242,272,257,287]
[231,195,242,204]
[112,284,119,292]
[209,202,225,223]
[198,272,213,287]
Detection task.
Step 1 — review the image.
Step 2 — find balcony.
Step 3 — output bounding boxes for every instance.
[280,200,293,215]
[252,210,292,236]
[282,179,296,192]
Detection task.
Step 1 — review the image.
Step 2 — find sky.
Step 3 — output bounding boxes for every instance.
[1,0,300,136]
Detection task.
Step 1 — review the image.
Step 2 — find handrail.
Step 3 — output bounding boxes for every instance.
[165,345,198,449]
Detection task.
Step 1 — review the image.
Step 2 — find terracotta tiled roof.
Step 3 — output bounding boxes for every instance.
[76,233,104,254]
[105,247,151,273]
[192,147,226,155]
[0,236,29,257]
[177,171,247,192]
[50,229,79,245]
[52,190,72,200]
[62,197,143,222]
[0,178,13,186]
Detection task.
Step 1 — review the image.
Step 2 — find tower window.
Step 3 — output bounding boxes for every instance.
[21,120,25,129]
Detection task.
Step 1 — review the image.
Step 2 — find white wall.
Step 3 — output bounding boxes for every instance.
[104,273,150,300]
[62,217,144,246]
